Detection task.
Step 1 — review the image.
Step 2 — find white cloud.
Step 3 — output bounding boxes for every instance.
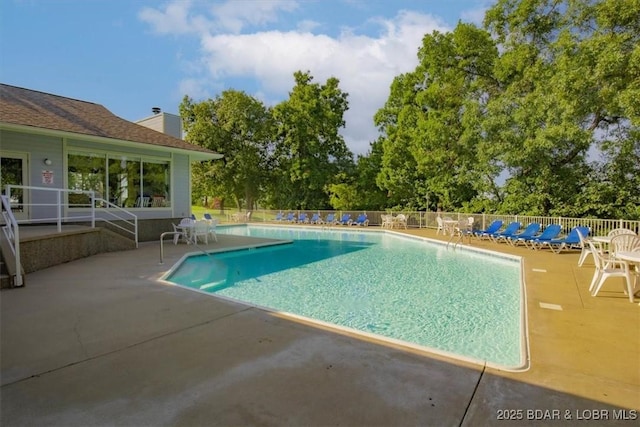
[141,1,450,155]
[460,7,488,26]
[208,0,299,33]
[139,0,197,35]
[297,19,321,33]
[176,78,210,102]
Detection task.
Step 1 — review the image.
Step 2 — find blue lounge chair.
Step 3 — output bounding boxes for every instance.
[523,224,562,249]
[506,222,541,246]
[536,226,590,253]
[285,212,296,222]
[324,213,336,225]
[297,213,308,223]
[338,213,351,225]
[489,221,521,242]
[350,213,369,226]
[273,212,284,221]
[309,213,321,224]
[474,220,503,240]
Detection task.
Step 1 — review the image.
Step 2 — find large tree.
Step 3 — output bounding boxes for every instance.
[373,73,426,209]
[375,23,499,211]
[367,0,639,218]
[270,71,354,209]
[180,90,273,211]
[483,0,640,216]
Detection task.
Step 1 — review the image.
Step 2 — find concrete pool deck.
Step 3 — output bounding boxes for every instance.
[1,227,639,426]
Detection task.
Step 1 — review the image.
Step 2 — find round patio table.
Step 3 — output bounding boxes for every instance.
[615,251,640,298]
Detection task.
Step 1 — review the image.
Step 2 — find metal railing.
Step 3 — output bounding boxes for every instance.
[4,184,138,247]
[94,198,139,248]
[202,208,640,236]
[1,194,23,286]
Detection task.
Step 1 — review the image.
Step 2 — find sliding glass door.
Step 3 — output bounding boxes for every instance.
[0,152,29,219]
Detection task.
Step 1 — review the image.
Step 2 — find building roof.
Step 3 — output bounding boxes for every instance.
[0,84,222,159]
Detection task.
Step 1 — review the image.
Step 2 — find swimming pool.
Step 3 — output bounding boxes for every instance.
[164,225,526,369]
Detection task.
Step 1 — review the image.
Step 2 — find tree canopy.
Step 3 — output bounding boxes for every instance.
[372,0,639,218]
[182,0,639,219]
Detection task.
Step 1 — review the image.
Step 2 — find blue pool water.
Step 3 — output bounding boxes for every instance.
[165,225,524,368]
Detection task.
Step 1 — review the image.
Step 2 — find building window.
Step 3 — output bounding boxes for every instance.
[143,161,171,207]
[108,157,140,207]
[68,153,106,207]
[68,152,170,208]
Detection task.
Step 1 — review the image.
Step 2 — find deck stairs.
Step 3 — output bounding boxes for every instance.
[1,216,25,288]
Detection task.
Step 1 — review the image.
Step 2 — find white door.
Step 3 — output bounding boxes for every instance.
[0,152,29,220]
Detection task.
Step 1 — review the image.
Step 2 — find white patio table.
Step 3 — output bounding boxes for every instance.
[616,251,640,264]
[615,251,640,297]
[590,235,613,253]
[443,219,458,236]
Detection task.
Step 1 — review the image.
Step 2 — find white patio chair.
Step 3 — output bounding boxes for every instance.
[610,234,640,286]
[448,218,474,247]
[232,211,251,223]
[172,223,189,245]
[610,233,640,254]
[207,218,218,242]
[442,216,455,235]
[608,228,637,237]
[135,196,151,207]
[191,220,209,245]
[395,214,407,229]
[436,216,444,235]
[173,218,194,244]
[588,240,635,303]
[577,228,599,267]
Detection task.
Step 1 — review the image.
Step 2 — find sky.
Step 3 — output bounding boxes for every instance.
[1,0,492,155]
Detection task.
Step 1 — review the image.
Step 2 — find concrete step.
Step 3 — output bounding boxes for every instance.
[1,273,12,289]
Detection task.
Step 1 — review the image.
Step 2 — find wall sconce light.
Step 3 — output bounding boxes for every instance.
[43,158,52,166]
